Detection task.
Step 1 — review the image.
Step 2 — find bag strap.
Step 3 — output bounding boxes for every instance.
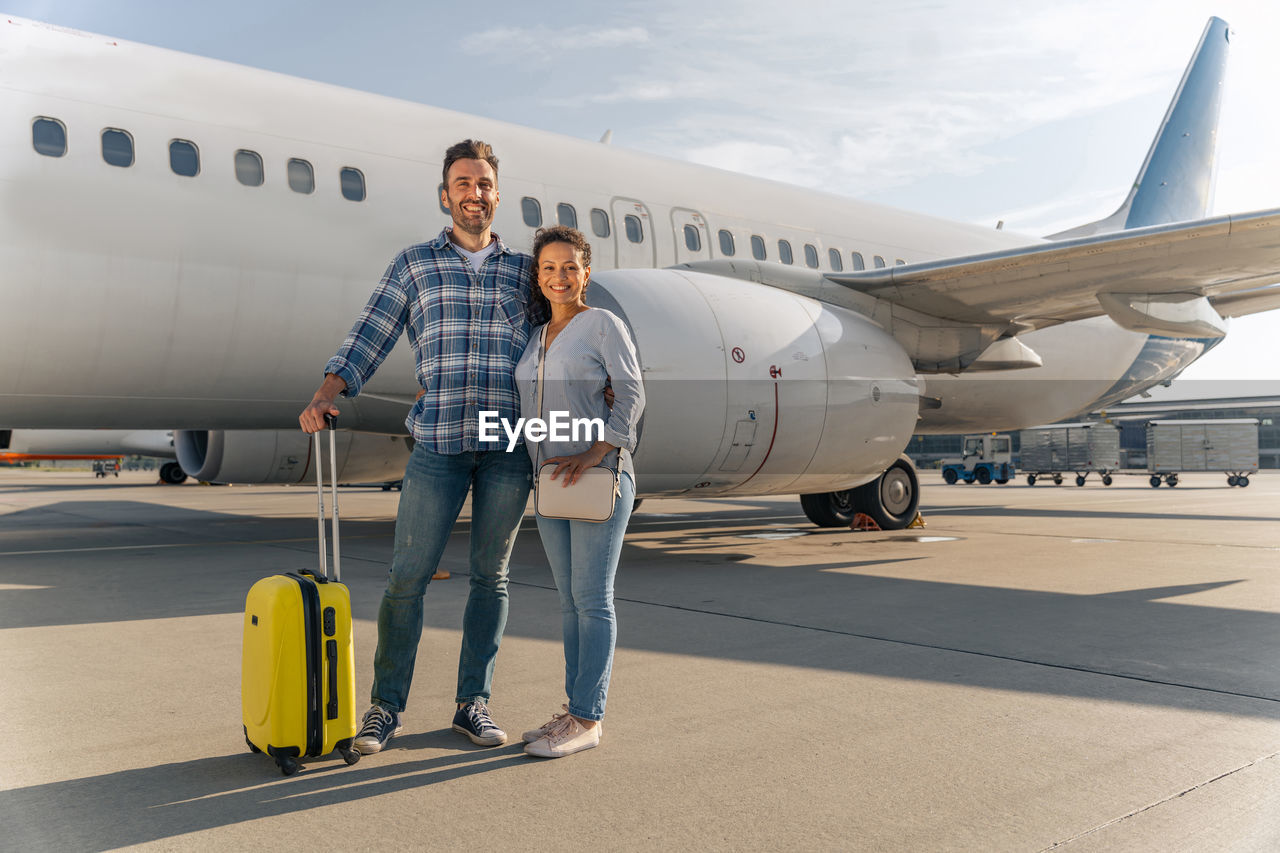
[533,321,628,478]
[534,325,547,474]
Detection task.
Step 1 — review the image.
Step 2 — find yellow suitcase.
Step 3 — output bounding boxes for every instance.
[242,420,358,775]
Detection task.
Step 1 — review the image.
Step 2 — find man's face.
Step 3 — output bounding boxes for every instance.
[441,158,499,236]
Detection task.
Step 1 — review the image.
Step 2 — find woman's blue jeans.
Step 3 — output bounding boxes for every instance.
[371,444,532,713]
[534,472,635,722]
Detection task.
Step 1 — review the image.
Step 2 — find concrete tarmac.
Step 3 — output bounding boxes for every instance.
[1,468,1278,851]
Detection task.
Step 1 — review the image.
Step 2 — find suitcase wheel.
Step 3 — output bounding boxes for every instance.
[341,747,361,766]
[276,756,300,776]
[243,727,262,754]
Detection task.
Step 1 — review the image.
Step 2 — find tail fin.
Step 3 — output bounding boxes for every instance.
[1049,17,1230,239]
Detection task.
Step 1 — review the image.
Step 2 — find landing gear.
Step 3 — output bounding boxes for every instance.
[801,455,920,530]
[159,461,188,484]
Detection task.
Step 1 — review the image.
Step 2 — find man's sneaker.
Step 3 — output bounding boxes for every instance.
[452,700,507,746]
[522,705,603,744]
[524,714,600,758]
[353,705,402,755]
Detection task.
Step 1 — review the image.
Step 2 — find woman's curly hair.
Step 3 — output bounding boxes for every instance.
[528,225,592,323]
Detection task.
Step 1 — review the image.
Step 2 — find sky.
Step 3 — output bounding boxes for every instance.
[8,0,1279,392]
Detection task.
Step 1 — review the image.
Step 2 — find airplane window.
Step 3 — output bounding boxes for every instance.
[522,197,542,228]
[896,258,906,265]
[719,229,735,257]
[287,158,314,194]
[750,235,766,260]
[828,248,843,271]
[625,214,644,244]
[778,239,793,265]
[557,203,578,229]
[169,140,199,177]
[235,149,264,187]
[873,255,886,268]
[590,208,610,238]
[683,224,701,252]
[341,167,366,202]
[851,252,865,271]
[32,117,67,157]
[803,244,818,268]
[101,128,134,168]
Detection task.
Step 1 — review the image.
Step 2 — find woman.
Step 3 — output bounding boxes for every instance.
[514,225,645,758]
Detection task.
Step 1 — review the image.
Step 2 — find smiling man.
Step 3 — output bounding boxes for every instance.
[300,139,541,755]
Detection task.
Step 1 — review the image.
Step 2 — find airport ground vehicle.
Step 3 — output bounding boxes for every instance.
[941,434,1014,485]
[1146,419,1259,487]
[1020,423,1121,486]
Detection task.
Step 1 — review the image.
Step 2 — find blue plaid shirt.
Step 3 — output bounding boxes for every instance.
[324,229,539,453]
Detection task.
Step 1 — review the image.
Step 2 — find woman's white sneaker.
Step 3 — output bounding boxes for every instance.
[524,714,600,758]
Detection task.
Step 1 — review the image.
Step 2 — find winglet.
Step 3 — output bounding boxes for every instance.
[1050,17,1230,239]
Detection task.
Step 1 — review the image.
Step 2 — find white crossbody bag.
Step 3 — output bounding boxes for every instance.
[533,325,621,523]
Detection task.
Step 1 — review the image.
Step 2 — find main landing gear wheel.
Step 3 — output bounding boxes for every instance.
[799,455,920,531]
[159,461,188,485]
[799,489,857,527]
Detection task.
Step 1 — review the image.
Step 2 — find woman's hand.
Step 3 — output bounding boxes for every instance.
[542,442,615,486]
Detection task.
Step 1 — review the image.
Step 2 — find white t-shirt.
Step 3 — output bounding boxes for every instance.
[452,239,497,273]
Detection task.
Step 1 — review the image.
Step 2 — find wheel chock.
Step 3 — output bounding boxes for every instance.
[907,512,926,529]
[850,512,882,532]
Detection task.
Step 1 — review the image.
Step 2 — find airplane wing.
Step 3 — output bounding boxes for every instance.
[827,208,1280,333]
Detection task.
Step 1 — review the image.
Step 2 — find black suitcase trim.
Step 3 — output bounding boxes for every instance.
[285,572,325,758]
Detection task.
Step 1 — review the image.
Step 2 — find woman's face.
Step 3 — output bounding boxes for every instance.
[537,241,590,310]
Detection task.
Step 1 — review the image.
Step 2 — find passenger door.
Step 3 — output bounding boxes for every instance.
[670,208,710,265]
[611,198,656,269]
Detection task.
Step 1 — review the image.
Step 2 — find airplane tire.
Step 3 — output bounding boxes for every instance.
[159,462,188,485]
[850,455,920,530]
[799,490,857,527]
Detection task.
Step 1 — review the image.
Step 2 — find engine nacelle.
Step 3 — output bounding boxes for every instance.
[589,269,919,497]
[175,429,411,484]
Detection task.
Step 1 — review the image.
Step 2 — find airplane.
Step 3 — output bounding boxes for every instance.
[2,15,1279,530]
[0,429,185,482]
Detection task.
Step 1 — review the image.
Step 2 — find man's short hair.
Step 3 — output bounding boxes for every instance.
[442,139,499,186]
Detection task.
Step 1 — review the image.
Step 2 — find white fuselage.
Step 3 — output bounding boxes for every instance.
[0,18,1202,493]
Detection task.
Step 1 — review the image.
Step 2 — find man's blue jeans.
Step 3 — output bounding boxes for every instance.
[371,444,532,713]
[533,472,635,722]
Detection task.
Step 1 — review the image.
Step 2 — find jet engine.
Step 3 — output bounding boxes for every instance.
[174,429,411,485]
[588,268,920,512]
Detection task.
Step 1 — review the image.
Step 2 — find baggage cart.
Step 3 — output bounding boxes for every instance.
[1145,419,1259,487]
[1018,422,1120,486]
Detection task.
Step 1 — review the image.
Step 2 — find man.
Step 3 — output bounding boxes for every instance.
[299,139,541,753]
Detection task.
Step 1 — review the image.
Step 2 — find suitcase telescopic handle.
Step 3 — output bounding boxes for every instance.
[314,414,341,582]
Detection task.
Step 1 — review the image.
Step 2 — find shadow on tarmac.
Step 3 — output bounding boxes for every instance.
[1,733,534,851]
